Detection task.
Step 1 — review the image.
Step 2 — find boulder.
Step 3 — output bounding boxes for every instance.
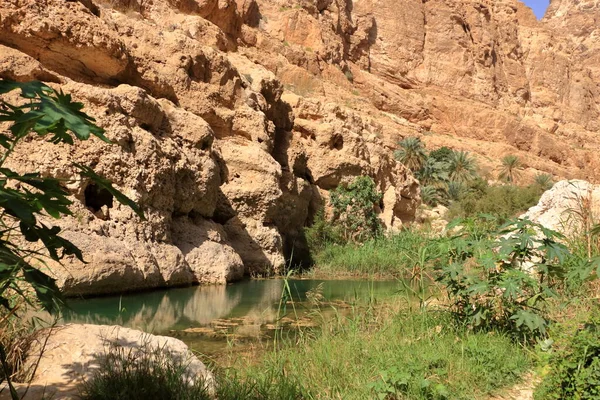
[0,324,213,400]
[522,180,600,238]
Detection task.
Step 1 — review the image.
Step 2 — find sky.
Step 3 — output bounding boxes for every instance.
[522,0,551,19]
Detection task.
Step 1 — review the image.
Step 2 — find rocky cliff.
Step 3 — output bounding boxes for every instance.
[0,0,598,295]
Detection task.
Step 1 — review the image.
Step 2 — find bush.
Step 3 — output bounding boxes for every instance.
[438,218,571,342]
[304,210,344,253]
[429,147,453,163]
[448,184,541,221]
[535,315,600,399]
[329,176,382,242]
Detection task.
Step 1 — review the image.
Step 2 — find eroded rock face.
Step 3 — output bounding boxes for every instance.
[3,0,600,296]
[0,324,213,400]
[0,0,420,296]
[249,0,600,182]
[523,180,600,237]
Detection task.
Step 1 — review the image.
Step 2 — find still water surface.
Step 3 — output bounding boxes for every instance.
[62,279,399,354]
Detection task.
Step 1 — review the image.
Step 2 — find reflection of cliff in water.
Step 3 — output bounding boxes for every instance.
[62,279,400,334]
[63,280,286,333]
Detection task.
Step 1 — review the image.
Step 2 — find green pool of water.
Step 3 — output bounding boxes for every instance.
[62,279,400,354]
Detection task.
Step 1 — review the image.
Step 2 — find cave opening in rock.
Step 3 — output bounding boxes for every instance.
[84,183,114,212]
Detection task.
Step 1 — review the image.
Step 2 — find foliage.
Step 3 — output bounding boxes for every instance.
[535,315,600,399]
[438,218,572,341]
[498,155,522,183]
[429,146,453,164]
[534,173,554,191]
[446,181,467,202]
[232,307,530,400]
[417,157,449,188]
[304,210,344,253]
[448,184,541,222]
[329,176,382,242]
[215,369,307,400]
[79,343,210,400]
[420,185,443,207]
[0,80,142,396]
[447,150,477,183]
[314,227,446,277]
[395,137,427,172]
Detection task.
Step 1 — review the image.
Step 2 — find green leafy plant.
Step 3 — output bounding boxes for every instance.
[535,315,600,399]
[0,80,142,397]
[429,147,453,164]
[304,210,344,253]
[448,184,541,222]
[438,218,572,341]
[447,150,477,183]
[369,365,450,400]
[395,137,427,172]
[417,157,449,188]
[420,185,443,207]
[498,155,522,183]
[534,173,554,191]
[329,176,382,242]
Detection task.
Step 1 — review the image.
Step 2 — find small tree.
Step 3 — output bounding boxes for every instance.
[498,155,522,183]
[534,173,554,191]
[329,176,382,242]
[416,157,449,188]
[447,150,477,183]
[394,137,427,172]
[0,80,142,397]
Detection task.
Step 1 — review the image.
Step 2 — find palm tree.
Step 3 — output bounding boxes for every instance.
[420,185,442,206]
[446,181,467,201]
[534,173,554,191]
[498,155,522,183]
[417,157,449,187]
[447,150,477,183]
[395,137,427,172]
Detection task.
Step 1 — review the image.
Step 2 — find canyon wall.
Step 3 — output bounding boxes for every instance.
[1,0,599,295]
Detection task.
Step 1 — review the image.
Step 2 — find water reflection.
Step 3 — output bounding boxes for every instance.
[63,279,399,335]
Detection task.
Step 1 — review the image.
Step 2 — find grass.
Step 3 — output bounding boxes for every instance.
[312,228,445,277]
[79,343,212,400]
[215,303,531,400]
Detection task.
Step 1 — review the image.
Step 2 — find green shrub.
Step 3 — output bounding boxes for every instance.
[429,146,453,163]
[304,210,344,253]
[536,315,600,399]
[438,218,571,342]
[329,176,382,242]
[395,137,427,172]
[448,184,541,221]
[80,344,210,400]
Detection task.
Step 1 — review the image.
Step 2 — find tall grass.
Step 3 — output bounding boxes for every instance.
[79,343,212,400]
[220,304,531,400]
[313,228,449,277]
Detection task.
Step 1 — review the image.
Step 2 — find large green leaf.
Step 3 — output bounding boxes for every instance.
[0,80,51,98]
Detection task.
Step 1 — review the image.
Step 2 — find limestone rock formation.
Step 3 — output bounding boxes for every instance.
[0,324,213,400]
[523,180,600,237]
[2,0,600,296]
[248,0,600,181]
[0,0,421,296]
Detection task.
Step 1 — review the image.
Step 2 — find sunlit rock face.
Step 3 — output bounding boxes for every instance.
[523,180,600,237]
[2,0,600,295]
